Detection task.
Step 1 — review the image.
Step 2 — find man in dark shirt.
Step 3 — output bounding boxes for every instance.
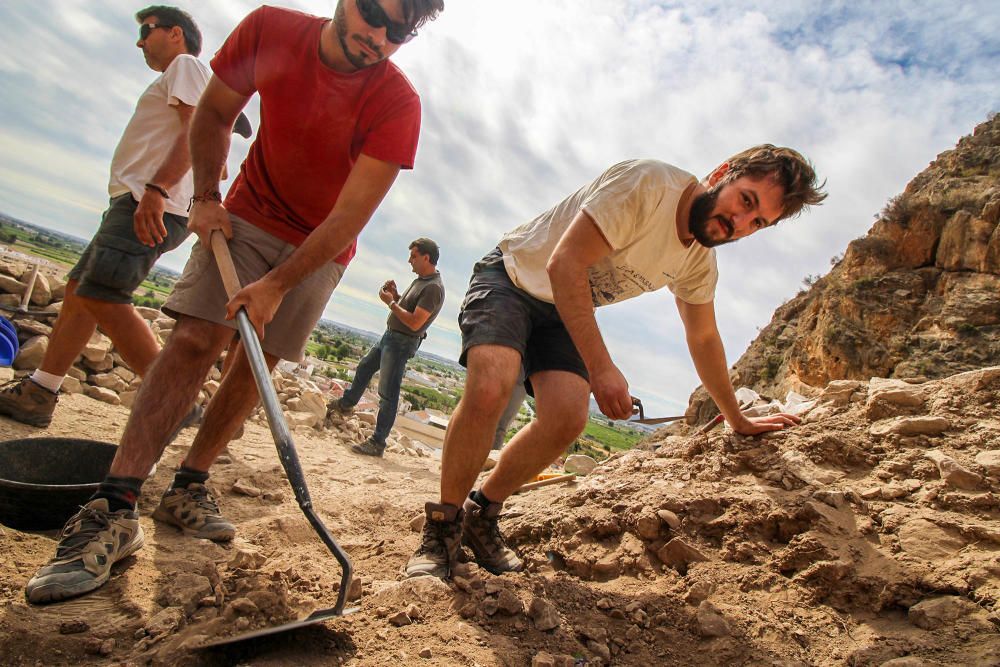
[330,238,444,456]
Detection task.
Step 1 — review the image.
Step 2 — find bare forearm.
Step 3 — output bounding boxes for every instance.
[548,257,612,372]
[150,128,192,190]
[265,213,363,293]
[686,331,747,427]
[389,303,429,331]
[188,104,231,194]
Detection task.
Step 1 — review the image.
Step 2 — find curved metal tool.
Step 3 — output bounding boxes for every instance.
[628,397,685,425]
[200,231,356,649]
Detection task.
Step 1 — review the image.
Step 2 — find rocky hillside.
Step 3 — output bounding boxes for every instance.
[688,114,1000,423]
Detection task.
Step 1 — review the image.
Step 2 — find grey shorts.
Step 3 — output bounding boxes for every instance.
[458,248,588,395]
[162,215,346,361]
[68,194,189,304]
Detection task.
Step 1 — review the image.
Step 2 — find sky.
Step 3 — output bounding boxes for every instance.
[0,1,997,416]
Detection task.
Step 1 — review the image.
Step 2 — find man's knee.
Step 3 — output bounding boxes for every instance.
[165,317,231,360]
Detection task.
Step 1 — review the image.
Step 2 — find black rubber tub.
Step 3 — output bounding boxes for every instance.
[0,437,116,531]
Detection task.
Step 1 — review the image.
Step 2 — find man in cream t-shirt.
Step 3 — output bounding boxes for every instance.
[0,6,225,429]
[405,145,828,579]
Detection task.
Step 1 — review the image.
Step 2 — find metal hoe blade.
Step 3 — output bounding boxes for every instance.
[199,233,357,649]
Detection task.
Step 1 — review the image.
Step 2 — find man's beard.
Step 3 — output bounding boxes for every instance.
[688,187,734,248]
[334,1,376,70]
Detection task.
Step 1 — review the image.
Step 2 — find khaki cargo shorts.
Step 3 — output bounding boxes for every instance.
[163,215,345,361]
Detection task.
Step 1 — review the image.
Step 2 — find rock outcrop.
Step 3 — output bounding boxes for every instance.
[688,114,1000,423]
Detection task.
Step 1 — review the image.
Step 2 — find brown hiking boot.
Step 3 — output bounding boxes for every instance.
[351,437,385,457]
[404,502,464,579]
[0,377,58,427]
[324,398,354,428]
[462,494,524,575]
[152,483,235,542]
[25,498,144,604]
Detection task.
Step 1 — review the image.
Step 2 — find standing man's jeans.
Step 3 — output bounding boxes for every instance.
[340,330,422,444]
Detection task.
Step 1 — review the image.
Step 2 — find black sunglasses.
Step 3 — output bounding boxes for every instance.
[139,23,174,41]
[355,0,417,45]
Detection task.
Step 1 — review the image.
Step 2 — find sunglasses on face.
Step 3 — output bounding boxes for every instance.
[355,0,417,45]
[139,23,174,41]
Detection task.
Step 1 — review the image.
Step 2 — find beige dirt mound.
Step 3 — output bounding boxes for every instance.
[2,368,1000,665]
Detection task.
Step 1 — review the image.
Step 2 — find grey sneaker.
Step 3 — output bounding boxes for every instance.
[324,398,354,427]
[404,502,464,579]
[351,437,385,457]
[462,494,524,575]
[152,483,235,542]
[25,498,144,604]
[0,377,58,427]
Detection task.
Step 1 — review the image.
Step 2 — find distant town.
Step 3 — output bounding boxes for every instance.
[0,210,648,458]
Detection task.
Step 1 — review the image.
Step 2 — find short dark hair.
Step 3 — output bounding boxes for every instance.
[136,6,202,57]
[718,144,827,222]
[401,0,445,30]
[410,238,440,265]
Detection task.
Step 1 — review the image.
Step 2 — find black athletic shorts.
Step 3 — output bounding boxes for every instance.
[458,248,589,395]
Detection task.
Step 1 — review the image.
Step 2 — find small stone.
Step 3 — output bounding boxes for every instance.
[925,451,983,490]
[636,512,662,539]
[232,479,262,497]
[684,581,714,605]
[908,595,978,630]
[656,509,681,529]
[229,597,259,614]
[83,384,120,405]
[388,610,411,626]
[58,620,89,635]
[229,547,266,570]
[482,599,500,616]
[348,576,364,601]
[596,597,613,610]
[409,513,426,532]
[497,589,523,615]
[532,652,556,667]
[860,486,882,500]
[586,640,611,662]
[656,538,708,573]
[419,647,433,659]
[405,603,422,621]
[363,476,385,484]
[356,412,376,426]
[564,454,598,475]
[696,601,731,637]
[975,450,1000,477]
[870,416,950,437]
[528,597,560,631]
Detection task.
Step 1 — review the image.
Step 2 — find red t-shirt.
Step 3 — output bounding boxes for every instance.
[211,6,422,265]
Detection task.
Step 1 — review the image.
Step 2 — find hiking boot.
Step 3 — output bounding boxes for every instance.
[0,377,58,427]
[324,398,354,427]
[152,483,235,542]
[404,502,464,579]
[351,437,385,457]
[462,494,524,575]
[25,498,143,604]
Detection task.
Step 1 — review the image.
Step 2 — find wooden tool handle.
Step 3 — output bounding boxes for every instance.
[210,230,242,299]
[20,264,38,310]
[516,473,577,493]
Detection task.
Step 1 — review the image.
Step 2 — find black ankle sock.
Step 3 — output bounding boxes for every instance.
[92,475,144,512]
[171,465,209,490]
[470,489,495,509]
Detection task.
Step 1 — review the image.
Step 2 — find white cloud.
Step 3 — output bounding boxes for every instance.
[0,0,997,415]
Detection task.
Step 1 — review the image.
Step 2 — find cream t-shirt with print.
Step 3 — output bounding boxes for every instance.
[499,159,719,307]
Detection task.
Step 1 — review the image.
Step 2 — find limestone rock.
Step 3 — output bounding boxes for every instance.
[908,595,979,630]
[409,513,426,532]
[820,380,863,406]
[61,376,83,394]
[25,271,51,306]
[496,588,523,615]
[82,331,111,363]
[528,597,560,631]
[974,450,1000,477]
[83,385,120,405]
[656,509,681,529]
[232,479,262,497]
[356,412,376,426]
[656,538,708,573]
[925,451,983,489]
[135,306,160,320]
[88,372,128,393]
[285,410,320,429]
[897,518,966,561]
[696,601,732,637]
[13,335,46,369]
[870,416,951,437]
[865,378,925,419]
[564,454,598,475]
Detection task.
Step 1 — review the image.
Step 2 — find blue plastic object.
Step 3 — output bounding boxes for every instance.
[0,330,15,366]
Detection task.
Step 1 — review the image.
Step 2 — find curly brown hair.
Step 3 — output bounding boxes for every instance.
[717,144,827,222]
[402,0,445,29]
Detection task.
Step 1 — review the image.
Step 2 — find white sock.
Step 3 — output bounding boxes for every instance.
[30,370,64,393]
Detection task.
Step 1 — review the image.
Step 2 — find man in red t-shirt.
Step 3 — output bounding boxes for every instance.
[26,0,444,605]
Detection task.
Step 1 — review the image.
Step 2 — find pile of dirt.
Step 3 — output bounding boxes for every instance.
[2,366,998,665]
